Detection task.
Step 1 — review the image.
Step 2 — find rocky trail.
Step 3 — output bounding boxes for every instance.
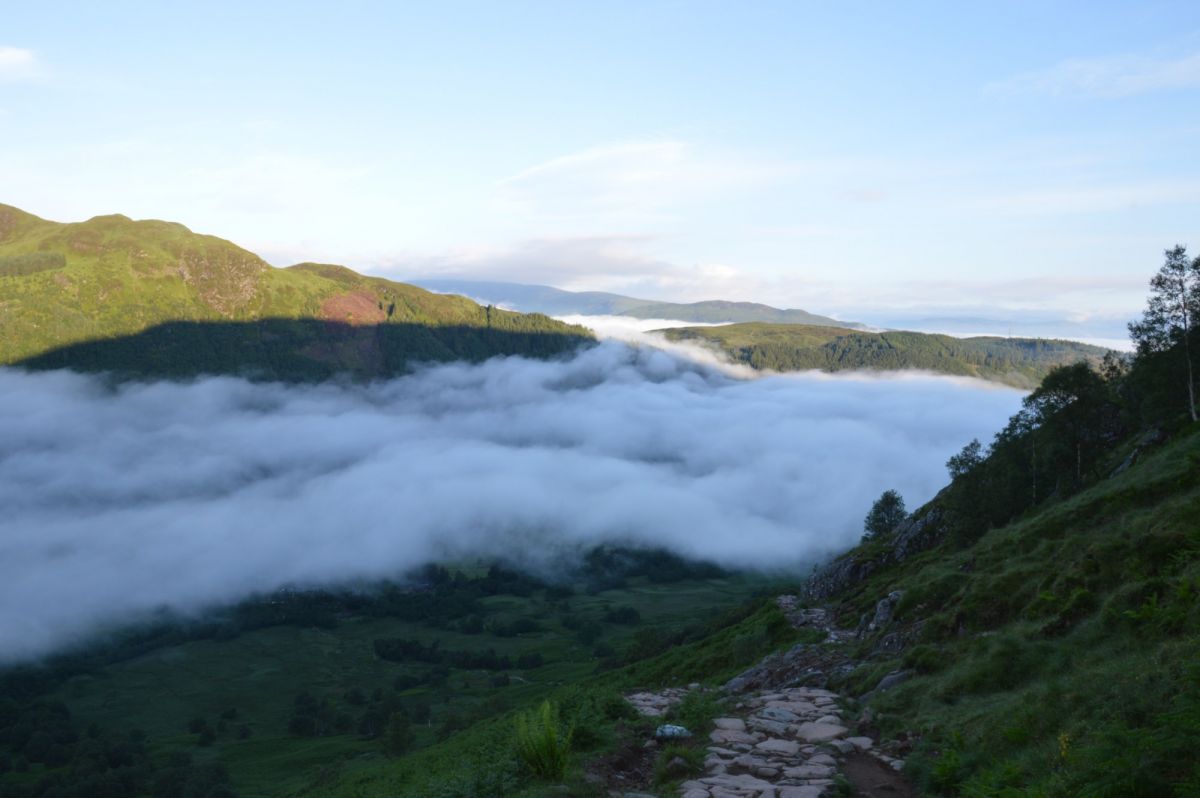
[608,596,916,798]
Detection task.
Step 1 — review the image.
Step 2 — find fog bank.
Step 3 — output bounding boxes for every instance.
[0,343,1022,660]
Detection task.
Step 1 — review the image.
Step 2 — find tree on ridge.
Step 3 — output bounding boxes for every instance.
[1128,245,1200,422]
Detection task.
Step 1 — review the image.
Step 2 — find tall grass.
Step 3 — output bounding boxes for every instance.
[514,700,574,781]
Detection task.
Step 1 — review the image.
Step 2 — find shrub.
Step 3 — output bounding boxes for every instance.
[653,742,704,784]
[668,690,723,735]
[514,700,573,781]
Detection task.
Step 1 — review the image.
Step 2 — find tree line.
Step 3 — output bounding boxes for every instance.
[864,245,1200,543]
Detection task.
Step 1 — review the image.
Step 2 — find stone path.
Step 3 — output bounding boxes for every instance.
[625,685,696,718]
[623,685,905,798]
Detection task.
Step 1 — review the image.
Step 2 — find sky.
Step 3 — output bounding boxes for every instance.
[3,1,1200,339]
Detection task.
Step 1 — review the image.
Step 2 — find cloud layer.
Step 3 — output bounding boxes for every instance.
[0,47,37,82]
[0,344,1022,661]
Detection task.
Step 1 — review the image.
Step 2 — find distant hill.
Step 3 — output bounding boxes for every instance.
[662,322,1112,388]
[411,278,867,328]
[0,205,591,378]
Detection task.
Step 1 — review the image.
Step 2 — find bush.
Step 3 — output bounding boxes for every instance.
[654,742,704,784]
[514,700,573,781]
[668,690,723,735]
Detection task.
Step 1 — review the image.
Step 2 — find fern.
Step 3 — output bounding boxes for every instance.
[513,700,573,781]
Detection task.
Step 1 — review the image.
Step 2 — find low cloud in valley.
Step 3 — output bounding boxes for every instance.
[0,343,1023,661]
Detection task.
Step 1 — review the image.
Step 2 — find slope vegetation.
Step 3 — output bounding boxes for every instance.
[799,339,1200,796]
[0,205,590,377]
[662,322,1110,388]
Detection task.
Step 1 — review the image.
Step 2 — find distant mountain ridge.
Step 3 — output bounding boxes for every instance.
[0,205,590,378]
[411,278,868,328]
[663,322,1113,389]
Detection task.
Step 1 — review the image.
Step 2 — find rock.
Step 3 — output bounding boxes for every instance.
[783,763,836,779]
[758,707,801,723]
[873,669,912,694]
[701,773,776,790]
[830,739,856,754]
[794,721,847,742]
[682,791,710,798]
[642,739,658,749]
[663,755,692,779]
[778,787,825,798]
[712,717,747,731]
[755,737,801,755]
[656,723,692,739]
[747,717,790,735]
[866,590,904,634]
[845,736,873,750]
[815,714,841,725]
[710,729,757,745]
[1111,427,1167,476]
[809,753,837,767]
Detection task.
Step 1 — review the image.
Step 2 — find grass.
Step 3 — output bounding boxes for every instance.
[514,701,573,780]
[34,573,780,798]
[828,422,1200,796]
[0,203,590,375]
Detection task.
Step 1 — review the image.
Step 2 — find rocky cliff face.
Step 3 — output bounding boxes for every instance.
[802,508,945,602]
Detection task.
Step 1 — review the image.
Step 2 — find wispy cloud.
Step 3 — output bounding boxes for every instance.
[994,49,1200,98]
[0,47,38,82]
[396,234,758,302]
[973,179,1200,215]
[495,140,803,226]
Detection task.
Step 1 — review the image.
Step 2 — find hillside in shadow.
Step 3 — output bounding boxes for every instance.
[13,318,594,381]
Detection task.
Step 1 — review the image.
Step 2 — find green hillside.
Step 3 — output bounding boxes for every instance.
[662,322,1111,388]
[0,205,591,377]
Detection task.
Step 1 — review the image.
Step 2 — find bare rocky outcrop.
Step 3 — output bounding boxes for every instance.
[803,508,945,601]
[1111,427,1168,476]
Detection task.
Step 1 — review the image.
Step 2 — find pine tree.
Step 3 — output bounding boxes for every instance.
[863,489,907,540]
[1128,245,1200,422]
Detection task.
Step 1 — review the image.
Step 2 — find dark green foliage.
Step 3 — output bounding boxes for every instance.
[667,690,724,736]
[863,489,908,540]
[384,712,412,756]
[17,319,591,382]
[513,701,572,781]
[653,741,705,784]
[1128,244,1200,422]
[603,606,642,625]
[664,322,1110,388]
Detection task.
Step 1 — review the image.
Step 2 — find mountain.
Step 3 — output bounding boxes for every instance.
[0,205,591,378]
[662,322,1113,388]
[411,278,868,328]
[792,382,1200,795]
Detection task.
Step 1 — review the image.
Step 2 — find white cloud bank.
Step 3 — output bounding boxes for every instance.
[0,344,1023,661]
[0,47,37,82]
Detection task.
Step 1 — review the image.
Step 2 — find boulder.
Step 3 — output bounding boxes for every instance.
[794,721,848,743]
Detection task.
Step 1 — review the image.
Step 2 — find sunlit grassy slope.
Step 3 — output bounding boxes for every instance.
[0,204,590,374]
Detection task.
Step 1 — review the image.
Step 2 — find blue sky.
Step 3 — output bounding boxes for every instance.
[3,1,1199,339]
